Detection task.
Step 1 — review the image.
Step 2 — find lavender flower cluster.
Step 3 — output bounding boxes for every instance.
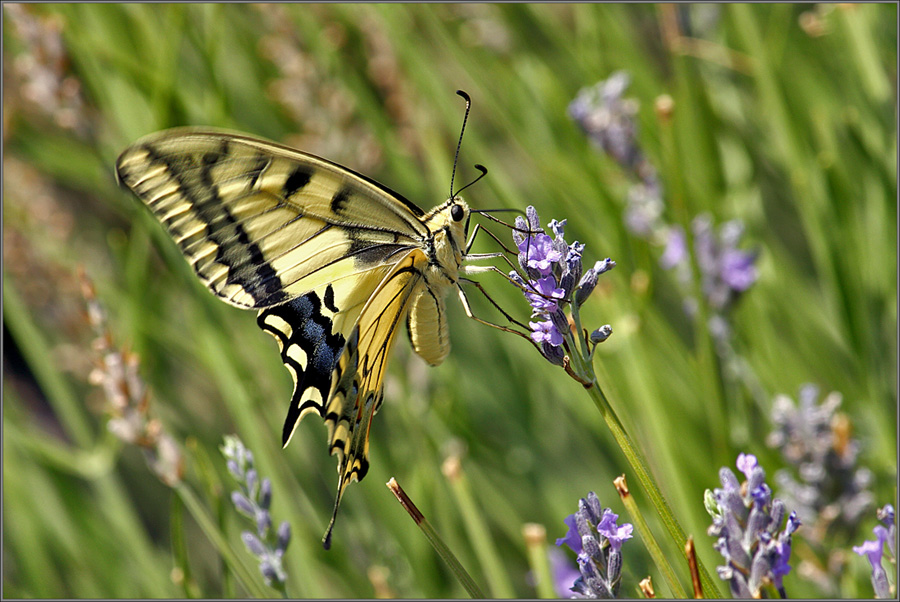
[569,72,759,345]
[705,453,800,598]
[568,71,664,240]
[569,71,642,173]
[854,504,896,599]
[510,205,614,365]
[81,270,183,486]
[767,384,873,540]
[221,435,291,590]
[662,215,759,320]
[554,492,633,598]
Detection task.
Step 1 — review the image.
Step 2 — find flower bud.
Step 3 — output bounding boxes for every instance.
[513,216,527,247]
[549,309,570,339]
[232,492,255,517]
[277,521,292,554]
[259,478,272,510]
[540,341,565,366]
[242,531,266,556]
[590,325,612,344]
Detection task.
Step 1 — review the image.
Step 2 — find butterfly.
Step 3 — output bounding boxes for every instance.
[115,98,507,548]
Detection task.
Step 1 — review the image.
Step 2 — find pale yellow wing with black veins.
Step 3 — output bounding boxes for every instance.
[115,128,430,310]
[320,248,428,549]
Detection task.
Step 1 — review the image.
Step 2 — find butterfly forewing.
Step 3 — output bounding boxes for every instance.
[116,129,425,309]
[116,128,471,548]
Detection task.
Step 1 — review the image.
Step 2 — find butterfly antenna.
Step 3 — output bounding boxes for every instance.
[450,90,472,199]
[454,164,488,199]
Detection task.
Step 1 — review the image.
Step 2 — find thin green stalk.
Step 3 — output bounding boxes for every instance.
[170,493,201,598]
[587,379,720,597]
[614,475,686,598]
[585,378,719,596]
[387,478,486,599]
[565,304,721,597]
[184,438,234,598]
[522,523,557,599]
[174,482,271,599]
[443,457,516,598]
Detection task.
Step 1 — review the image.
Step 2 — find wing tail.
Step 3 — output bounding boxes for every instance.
[319,250,426,545]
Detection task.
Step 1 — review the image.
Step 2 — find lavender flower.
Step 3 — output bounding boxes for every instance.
[705,453,800,598]
[510,206,614,367]
[660,214,759,352]
[766,384,873,541]
[4,4,90,134]
[569,72,664,239]
[853,504,896,598]
[569,76,758,349]
[81,270,183,486]
[555,492,633,598]
[568,71,642,172]
[691,214,759,313]
[221,435,291,592]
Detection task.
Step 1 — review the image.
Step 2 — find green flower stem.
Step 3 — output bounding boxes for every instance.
[174,482,272,599]
[170,494,201,598]
[443,458,516,597]
[522,523,557,599]
[587,375,720,597]
[387,478,486,599]
[567,306,721,597]
[615,475,686,598]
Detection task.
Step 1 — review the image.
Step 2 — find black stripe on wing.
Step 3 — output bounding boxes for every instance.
[122,141,289,307]
[257,291,346,446]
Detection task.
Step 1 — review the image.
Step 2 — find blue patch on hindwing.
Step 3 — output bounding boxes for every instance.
[257,292,345,446]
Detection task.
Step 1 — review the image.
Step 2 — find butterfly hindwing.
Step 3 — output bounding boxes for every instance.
[322,249,427,547]
[256,288,348,447]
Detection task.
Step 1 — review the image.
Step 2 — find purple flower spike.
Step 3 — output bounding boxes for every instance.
[555,492,632,598]
[510,205,614,364]
[221,435,291,589]
[707,454,798,598]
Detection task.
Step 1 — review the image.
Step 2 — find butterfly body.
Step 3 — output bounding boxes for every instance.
[116,128,472,547]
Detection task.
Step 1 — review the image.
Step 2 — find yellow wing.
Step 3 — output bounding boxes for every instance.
[321,249,428,548]
[115,128,428,309]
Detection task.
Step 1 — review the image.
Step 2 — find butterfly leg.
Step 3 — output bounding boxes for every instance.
[465,222,520,257]
[455,279,539,349]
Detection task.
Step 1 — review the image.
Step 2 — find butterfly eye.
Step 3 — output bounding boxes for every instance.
[451,203,465,222]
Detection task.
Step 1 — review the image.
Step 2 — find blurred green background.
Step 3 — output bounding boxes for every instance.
[3,3,896,598]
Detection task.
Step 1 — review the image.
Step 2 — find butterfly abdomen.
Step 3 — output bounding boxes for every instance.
[407,283,451,366]
[404,197,470,366]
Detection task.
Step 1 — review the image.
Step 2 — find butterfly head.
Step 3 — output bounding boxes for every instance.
[422,197,470,274]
